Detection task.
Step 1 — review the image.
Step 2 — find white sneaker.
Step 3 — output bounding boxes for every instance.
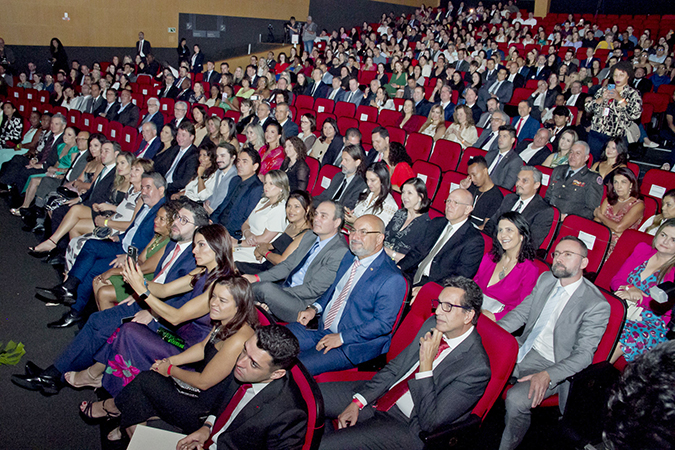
[644,141,659,148]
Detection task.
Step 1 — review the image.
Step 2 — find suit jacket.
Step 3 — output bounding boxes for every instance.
[314,251,407,365]
[514,140,551,167]
[135,40,152,56]
[474,128,500,152]
[498,272,610,412]
[507,73,526,90]
[304,81,330,99]
[438,101,456,122]
[104,102,120,121]
[511,115,540,141]
[544,164,603,219]
[280,119,300,139]
[139,111,165,133]
[343,90,365,106]
[259,232,349,302]
[259,116,274,132]
[64,150,90,183]
[453,60,470,72]
[165,145,199,196]
[485,149,523,190]
[326,88,346,103]
[212,175,264,239]
[136,137,162,160]
[203,70,221,85]
[319,136,345,168]
[580,57,599,69]
[159,84,179,99]
[80,165,117,207]
[632,77,653,96]
[211,373,307,450]
[564,92,589,109]
[358,317,491,434]
[120,197,167,251]
[190,53,204,74]
[156,240,197,283]
[399,219,484,285]
[414,98,432,117]
[90,95,105,115]
[529,66,550,80]
[484,193,554,248]
[313,172,367,210]
[478,80,514,110]
[113,103,140,128]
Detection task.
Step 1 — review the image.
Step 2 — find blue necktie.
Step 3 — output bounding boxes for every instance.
[283,242,320,287]
[517,285,566,363]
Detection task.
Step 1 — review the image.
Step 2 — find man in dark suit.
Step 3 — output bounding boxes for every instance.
[453,49,471,72]
[313,145,367,210]
[515,128,552,167]
[164,122,199,197]
[89,84,105,115]
[135,31,151,59]
[256,102,274,132]
[319,277,491,450]
[579,47,599,69]
[462,87,484,125]
[498,237,610,450]
[112,89,140,128]
[14,201,206,394]
[97,89,119,119]
[138,97,164,133]
[484,167,555,248]
[202,61,221,85]
[176,325,307,450]
[482,58,499,84]
[485,125,524,190]
[476,98,503,129]
[506,61,526,90]
[478,68,514,111]
[400,188,484,292]
[413,86,432,117]
[212,147,264,239]
[511,101,541,141]
[529,55,550,80]
[326,76,346,102]
[631,66,653,96]
[39,172,167,328]
[475,110,508,152]
[275,102,299,138]
[243,200,350,322]
[305,68,330,98]
[136,122,162,159]
[436,84,456,121]
[287,215,407,375]
[564,82,588,109]
[158,74,179,99]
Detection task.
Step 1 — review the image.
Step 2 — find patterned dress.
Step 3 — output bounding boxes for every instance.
[258,144,285,175]
[602,198,643,258]
[618,261,668,361]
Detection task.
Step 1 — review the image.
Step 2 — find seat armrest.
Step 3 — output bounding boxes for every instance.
[419,414,481,450]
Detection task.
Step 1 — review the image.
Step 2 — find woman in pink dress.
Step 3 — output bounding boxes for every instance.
[594,167,644,259]
[258,122,286,176]
[474,211,539,321]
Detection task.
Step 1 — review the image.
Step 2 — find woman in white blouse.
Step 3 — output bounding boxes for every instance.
[442,104,478,149]
[233,170,290,263]
[345,162,398,227]
[172,143,218,203]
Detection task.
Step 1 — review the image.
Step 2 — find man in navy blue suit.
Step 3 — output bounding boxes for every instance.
[13,200,209,395]
[136,122,162,159]
[137,97,164,134]
[413,86,432,117]
[511,101,541,141]
[305,68,330,99]
[436,84,456,121]
[287,215,407,375]
[38,172,168,328]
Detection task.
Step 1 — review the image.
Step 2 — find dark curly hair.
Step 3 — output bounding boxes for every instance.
[443,276,483,325]
[255,324,300,370]
[489,211,536,264]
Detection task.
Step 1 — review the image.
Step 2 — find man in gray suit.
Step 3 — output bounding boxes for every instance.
[478,68,514,111]
[343,77,364,106]
[474,110,508,152]
[484,124,523,190]
[243,201,349,322]
[498,236,610,450]
[318,276,491,450]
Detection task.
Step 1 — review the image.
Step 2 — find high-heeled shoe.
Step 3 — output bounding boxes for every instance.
[79,399,120,425]
[28,238,57,258]
[10,208,23,217]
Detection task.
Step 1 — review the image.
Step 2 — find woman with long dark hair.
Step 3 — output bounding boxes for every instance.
[591,137,629,180]
[346,161,398,226]
[384,177,431,264]
[49,38,68,75]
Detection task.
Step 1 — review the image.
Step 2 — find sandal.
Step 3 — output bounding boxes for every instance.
[28,238,58,258]
[107,427,123,442]
[79,399,120,425]
[10,208,22,217]
[65,367,102,389]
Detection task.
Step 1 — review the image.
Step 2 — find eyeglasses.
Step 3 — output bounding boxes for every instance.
[175,215,194,225]
[348,229,382,237]
[445,198,471,206]
[432,299,471,313]
[549,250,585,260]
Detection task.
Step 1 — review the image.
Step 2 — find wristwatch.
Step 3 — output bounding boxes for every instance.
[137,289,151,302]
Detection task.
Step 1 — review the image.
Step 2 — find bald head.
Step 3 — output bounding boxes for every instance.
[350,214,385,258]
[445,188,474,224]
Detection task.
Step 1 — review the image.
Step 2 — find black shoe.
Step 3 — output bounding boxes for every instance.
[36,285,75,305]
[11,373,61,395]
[24,361,44,377]
[46,254,65,266]
[31,223,45,234]
[28,247,56,259]
[47,310,82,329]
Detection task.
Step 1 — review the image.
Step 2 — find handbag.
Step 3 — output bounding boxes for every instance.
[172,376,201,398]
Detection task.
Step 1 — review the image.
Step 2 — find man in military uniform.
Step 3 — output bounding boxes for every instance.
[544,141,603,220]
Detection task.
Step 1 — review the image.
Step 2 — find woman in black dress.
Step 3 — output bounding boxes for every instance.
[49,38,68,75]
[177,38,190,66]
[280,136,310,192]
[384,177,432,264]
[152,124,178,177]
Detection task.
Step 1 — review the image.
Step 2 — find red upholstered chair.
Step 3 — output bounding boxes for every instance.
[305,156,320,193]
[405,132,434,163]
[358,121,378,146]
[378,109,401,127]
[640,195,659,228]
[208,107,224,119]
[337,117,358,134]
[24,88,38,102]
[412,160,442,199]
[37,90,50,104]
[356,105,378,123]
[640,169,675,208]
[92,116,109,134]
[544,214,611,275]
[594,229,653,292]
[256,305,274,326]
[385,126,406,144]
[456,147,487,174]
[107,121,123,142]
[311,164,342,197]
[314,97,334,114]
[539,206,560,252]
[159,98,174,116]
[67,109,81,127]
[291,361,325,450]
[295,94,314,111]
[535,165,553,198]
[120,126,138,153]
[429,139,462,172]
[431,172,465,212]
[224,110,241,122]
[79,113,94,132]
[334,101,356,118]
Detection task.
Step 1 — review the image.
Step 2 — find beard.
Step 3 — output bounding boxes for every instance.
[551,262,577,279]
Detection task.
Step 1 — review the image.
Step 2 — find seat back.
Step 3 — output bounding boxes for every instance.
[412,160,442,200]
[431,172,464,212]
[305,156,320,193]
[640,169,675,208]
[120,126,138,153]
[385,126,406,144]
[208,106,224,119]
[473,315,518,420]
[159,98,174,116]
[337,117,358,134]
[378,109,400,127]
[107,121,123,142]
[356,105,378,122]
[545,215,612,274]
[457,147,487,174]
[594,289,627,364]
[80,113,94,132]
[535,164,553,198]
[539,206,560,252]
[594,229,653,291]
[311,164,341,197]
[92,116,109,134]
[314,97,334,114]
[387,282,439,361]
[295,95,315,111]
[405,132,434,163]
[334,101,356,118]
[290,362,325,450]
[358,121,378,146]
[429,139,462,172]
[640,195,659,228]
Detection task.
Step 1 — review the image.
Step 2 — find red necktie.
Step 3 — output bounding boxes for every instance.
[153,245,181,281]
[204,383,253,448]
[323,260,361,329]
[137,141,151,157]
[516,117,525,137]
[375,340,450,412]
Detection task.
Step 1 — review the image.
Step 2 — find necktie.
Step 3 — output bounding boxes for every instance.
[137,141,151,157]
[489,153,504,175]
[91,166,107,191]
[565,169,574,181]
[311,83,318,96]
[517,285,566,363]
[332,177,348,201]
[414,223,454,284]
[204,383,253,448]
[516,117,525,136]
[283,241,320,287]
[514,199,524,213]
[153,244,182,281]
[375,339,450,411]
[347,92,353,103]
[323,260,361,329]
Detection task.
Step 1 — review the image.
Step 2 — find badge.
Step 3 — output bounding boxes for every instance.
[596,176,603,185]
[572,180,585,187]
[603,107,610,117]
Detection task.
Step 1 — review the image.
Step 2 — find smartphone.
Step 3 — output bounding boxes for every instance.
[127,246,139,263]
[121,316,135,324]
[607,84,616,90]
[250,94,259,101]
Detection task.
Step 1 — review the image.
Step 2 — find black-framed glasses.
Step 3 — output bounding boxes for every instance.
[432,299,471,313]
[549,250,585,260]
[348,229,382,237]
[175,214,194,225]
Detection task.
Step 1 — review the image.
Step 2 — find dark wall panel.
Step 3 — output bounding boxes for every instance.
[550,0,675,16]
[308,0,418,34]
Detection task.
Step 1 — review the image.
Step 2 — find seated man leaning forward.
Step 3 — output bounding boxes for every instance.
[243,200,350,322]
[318,276,491,450]
[286,214,407,376]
